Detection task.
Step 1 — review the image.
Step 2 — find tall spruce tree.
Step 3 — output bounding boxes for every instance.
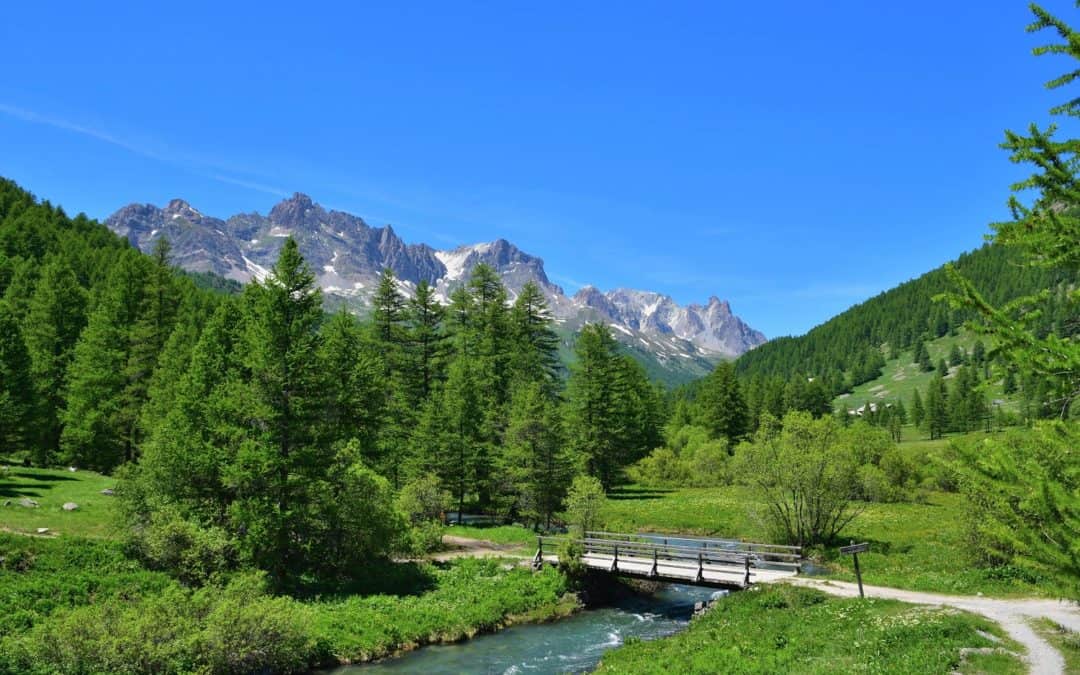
[0,301,34,454]
[694,362,749,443]
[61,251,149,470]
[508,281,561,394]
[404,279,447,404]
[502,381,572,529]
[235,237,327,587]
[564,324,624,489]
[23,257,87,463]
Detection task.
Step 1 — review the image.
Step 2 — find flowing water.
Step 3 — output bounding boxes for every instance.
[330,584,722,675]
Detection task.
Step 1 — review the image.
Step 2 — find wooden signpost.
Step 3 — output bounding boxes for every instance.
[839,541,870,598]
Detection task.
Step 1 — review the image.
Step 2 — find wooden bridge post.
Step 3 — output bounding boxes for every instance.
[533,536,543,569]
[743,555,751,587]
[696,552,704,583]
[650,548,658,577]
[611,545,619,572]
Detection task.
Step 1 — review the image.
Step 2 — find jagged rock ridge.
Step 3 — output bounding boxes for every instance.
[106,193,766,359]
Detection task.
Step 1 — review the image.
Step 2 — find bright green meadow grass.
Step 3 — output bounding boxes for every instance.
[595,584,1024,674]
[0,463,118,538]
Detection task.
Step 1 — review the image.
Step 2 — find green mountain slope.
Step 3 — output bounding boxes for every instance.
[734,243,1070,396]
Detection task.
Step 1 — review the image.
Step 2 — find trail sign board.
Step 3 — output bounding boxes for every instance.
[839,541,870,597]
[839,542,870,555]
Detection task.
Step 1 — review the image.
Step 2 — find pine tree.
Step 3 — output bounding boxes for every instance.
[0,302,34,454]
[440,353,483,523]
[564,324,623,489]
[695,362,749,443]
[508,281,561,394]
[923,376,949,440]
[913,338,932,372]
[61,252,148,470]
[1003,368,1017,395]
[370,268,411,486]
[319,309,382,455]
[404,279,447,404]
[235,237,327,587]
[23,257,87,463]
[911,388,925,428]
[122,238,180,456]
[502,381,571,529]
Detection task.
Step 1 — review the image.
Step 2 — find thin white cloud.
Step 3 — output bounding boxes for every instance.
[0,102,287,199]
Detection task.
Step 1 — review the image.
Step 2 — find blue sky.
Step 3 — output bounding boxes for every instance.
[0,1,1070,337]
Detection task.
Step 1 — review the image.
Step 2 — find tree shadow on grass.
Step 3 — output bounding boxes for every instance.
[607,486,674,501]
[9,471,80,483]
[291,560,439,601]
[0,485,45,498]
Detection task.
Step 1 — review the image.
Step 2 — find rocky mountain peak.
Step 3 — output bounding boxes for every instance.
[105,192,767,364]
[269,192,319,225]
[707,296,731,314]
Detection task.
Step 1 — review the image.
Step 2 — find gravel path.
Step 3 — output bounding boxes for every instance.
[785,578,1080,675]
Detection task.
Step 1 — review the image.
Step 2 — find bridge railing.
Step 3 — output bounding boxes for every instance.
[533,532,802,579]
[584,531,802,571]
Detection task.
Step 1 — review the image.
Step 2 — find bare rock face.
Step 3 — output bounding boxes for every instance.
[106,193,768,371]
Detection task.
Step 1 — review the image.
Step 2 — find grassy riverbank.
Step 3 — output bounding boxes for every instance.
[0,532,575,673]
[596,584,1025,674]
[0,466,576,673]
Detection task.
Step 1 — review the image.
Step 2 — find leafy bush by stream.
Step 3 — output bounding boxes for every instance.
[0,534,572,673]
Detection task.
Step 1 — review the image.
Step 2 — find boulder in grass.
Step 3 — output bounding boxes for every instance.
[36,528,49,534]
[18,497,38,508]
[62,502,79,511]
[68,466,77,473]
[100,488,115,496]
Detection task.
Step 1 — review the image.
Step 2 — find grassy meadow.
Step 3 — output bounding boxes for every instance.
[595,584,1025,674]
[0,462,118,538]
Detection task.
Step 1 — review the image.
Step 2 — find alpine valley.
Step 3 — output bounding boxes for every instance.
[106,192,766,385]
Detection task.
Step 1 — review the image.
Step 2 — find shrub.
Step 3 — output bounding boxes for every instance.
[563,474,605,537]
[858,463,904,503]
[135,509,237,586]
[397,473,450,525]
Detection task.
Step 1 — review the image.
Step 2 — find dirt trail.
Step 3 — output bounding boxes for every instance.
[785,578,1079,675]
[430,535,529,562]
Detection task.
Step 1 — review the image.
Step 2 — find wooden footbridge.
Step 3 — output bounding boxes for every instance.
[533,531,802,590]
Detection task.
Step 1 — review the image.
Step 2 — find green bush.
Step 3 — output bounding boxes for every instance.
[134,509,237,586]
[858,464,904,503]
[11,572,320,675]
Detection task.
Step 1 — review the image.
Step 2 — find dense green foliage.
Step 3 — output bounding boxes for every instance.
[596,585,1022,674]
[0,534,572,674]
[943,3,1080,601]
[733,243,1068,399]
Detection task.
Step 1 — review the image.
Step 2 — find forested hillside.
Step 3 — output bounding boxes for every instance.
[733,243,1072,395]
[0,176,672,587]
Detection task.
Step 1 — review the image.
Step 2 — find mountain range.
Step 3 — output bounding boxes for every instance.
[106,193,766,382]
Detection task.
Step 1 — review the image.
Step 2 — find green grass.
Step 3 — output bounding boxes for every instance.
[601,485,1056,597]
[1032,618,1080,673]
[444,524,537,546]
[0,464,118,538]
[595,584,1024,674]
